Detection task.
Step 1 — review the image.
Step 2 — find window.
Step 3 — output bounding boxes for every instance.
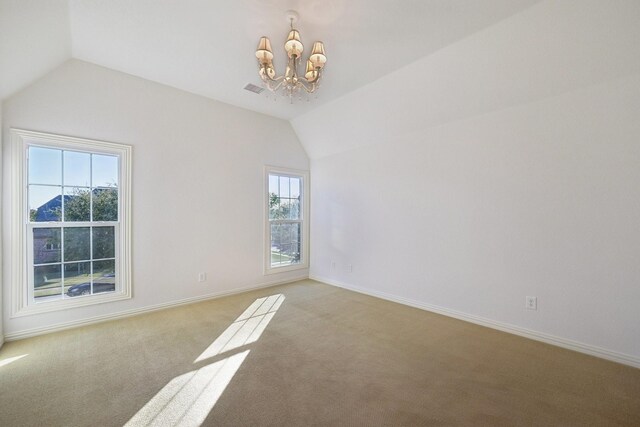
[265,166,309,274]
[10,129,132,317]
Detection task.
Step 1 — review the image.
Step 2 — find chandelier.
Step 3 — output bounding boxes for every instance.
[255,10,327,102]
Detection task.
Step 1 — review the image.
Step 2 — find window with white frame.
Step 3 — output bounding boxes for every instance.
[265,167,309,274]
[10,129,132,317]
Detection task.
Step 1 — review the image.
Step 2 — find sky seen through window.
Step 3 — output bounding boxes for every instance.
[28,147,118,209]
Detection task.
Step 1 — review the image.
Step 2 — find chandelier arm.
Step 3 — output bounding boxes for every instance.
[304,68,322,85]
[303,69,324,91]
[263,78,284,92]
[297,79,317,94]
[264,74,285,82]
[258,62,285,83]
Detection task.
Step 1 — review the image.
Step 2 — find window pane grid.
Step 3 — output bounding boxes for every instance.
[268,172,303,268]
[31,224,116,302]
[268,173,303,223]
[29,149,119,224]
[28,145,119,302]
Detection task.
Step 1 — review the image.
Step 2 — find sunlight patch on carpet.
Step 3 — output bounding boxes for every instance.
[194,294,285,363]
[125,294,286,426]
[0,354,28,368]
[124,350,249,427]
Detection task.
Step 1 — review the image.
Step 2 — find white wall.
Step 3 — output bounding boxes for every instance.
[303,0,640,365]
[309,75,640,362]
[0,0,72,344]
[2,59,309,337]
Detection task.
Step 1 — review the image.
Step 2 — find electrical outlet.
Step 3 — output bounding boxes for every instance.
[525,296,537,310]
[198,272,207,282]
[346,264,353,273]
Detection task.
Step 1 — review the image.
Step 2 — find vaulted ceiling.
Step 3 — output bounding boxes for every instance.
[1,0,540,119]
[3,1,637,160]
[292,0,640,158]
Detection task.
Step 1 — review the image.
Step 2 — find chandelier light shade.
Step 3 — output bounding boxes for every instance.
[284,30,304,57]
[309,42,327,67]
[256,37,274,63]
[255,10,327,102]
[304,59,317,82]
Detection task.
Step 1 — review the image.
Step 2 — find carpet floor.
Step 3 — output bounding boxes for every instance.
[0,279,639,426]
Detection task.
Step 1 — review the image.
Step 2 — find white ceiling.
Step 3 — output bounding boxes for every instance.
[292,0,640,158]
[1,0,541,119]
[0,0,70,101]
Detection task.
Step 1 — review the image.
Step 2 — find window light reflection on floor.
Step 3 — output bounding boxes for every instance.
[194,294,285,363]
[124,294,285,427]
[124,350,249,427]
[0,354,28,368]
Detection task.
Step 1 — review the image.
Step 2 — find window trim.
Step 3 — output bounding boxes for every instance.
[10,129,132,317]
[264,165,310,275]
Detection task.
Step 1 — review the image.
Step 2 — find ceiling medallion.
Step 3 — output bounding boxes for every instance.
[255,10,327,103]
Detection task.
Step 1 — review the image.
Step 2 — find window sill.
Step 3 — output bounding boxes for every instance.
[264,262,308,275]
[11,290,131,318]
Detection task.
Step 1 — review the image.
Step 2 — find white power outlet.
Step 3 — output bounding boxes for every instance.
[198,272,207,282]
[525,296,537,310]
[346,264,353,273]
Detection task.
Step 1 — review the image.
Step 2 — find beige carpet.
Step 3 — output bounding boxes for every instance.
[0,279,638,426]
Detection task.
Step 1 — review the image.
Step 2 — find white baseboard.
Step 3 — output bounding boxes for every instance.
[4,274,308,342]
[310,274,640,369]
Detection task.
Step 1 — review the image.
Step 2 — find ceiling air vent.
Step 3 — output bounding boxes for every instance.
[244,83,265,94]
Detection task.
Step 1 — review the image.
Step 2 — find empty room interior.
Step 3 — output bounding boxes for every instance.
[1,0,640,426]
